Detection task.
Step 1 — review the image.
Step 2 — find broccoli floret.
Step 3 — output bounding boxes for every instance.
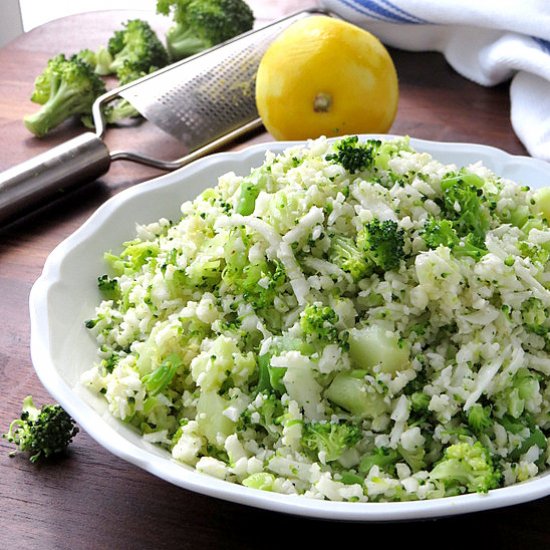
[241,391,284,434]
[222,227,286,310]
[300,303,339,343]
[518,241,550,268]
[24,54,106,137]
[329,234,370,282]
[75,48,98,70]
[357,218,405,272]
[410,391,431,413]
[156,0,254,61]
[358,446,399,474]
[326,136,381,174]
[430,441,501,494]
[97,274,120,301]
[302,421,361,462]
[439,170,490,247]
[521,298,548,336]
[103,19,169,77]
[502,368,542,418]
[422,217,487,261]
[3,396,79,463]
[466,403,492,433]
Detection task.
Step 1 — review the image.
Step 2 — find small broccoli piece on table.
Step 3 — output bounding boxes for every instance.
[3,396,79,463]
[24,54,106,137]
[326,135,381,174]
[430,441,501,494]
[357,218,405,272]
[156,0,255,61]
[329,234,370,282]
[302,421,361,462]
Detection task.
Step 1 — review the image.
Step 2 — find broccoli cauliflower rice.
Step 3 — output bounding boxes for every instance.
[82,136,550,502]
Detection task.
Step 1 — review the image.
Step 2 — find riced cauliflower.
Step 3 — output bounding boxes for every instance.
[83,135,550,502]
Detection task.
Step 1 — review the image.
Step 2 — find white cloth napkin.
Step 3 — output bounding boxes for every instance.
[320,0,550,161]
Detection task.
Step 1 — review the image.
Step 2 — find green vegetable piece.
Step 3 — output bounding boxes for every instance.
[422,217,487,261]
[348,325,409,374]
[236,180,261,215]
[97,274,120,301]
[340,471,364,485]
[534,187,550,222]
[196,390,236,448]
[329,234,370,282]
[466,404,492,433]
[325,372,388,419]
[359,446,399,474]
[156,0,254,61]
[3,396,79,463]
[357,218,405,272]
[326,136,381,174]
[103,19,169,77]
[302,421,361,462]
[300,304,339,343]
[142,354,182,395]
[24,54,106,137]
[430,441,501,494]
[439,169,490,247]
[242,472,275,491]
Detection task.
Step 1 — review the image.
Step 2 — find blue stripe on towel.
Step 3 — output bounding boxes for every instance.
[533,37,550,54]
[377,0,430,24]
[339,0,394,22]
[348,0,426,23]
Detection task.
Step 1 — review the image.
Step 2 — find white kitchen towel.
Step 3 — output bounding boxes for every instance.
[320,0,550,161]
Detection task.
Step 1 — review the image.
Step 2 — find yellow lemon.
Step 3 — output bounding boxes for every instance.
[255,15,399,141]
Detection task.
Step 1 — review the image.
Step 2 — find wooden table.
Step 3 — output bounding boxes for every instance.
[1,3,548,548]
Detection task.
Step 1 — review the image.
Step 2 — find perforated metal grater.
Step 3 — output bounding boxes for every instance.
[0,8,330,224]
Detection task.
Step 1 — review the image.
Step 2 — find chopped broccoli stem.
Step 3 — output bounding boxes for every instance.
[142,354,182,395]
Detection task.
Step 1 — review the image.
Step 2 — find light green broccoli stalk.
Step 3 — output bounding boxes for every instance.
[24,53,106,137]
[3,396,79,463]
[430,441,501,494]
[302,421,361,462]
[156,0,255,61]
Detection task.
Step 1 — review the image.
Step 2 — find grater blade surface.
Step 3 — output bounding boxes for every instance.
[119,11,318,151]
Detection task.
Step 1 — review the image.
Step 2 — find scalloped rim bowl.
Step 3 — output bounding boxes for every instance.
[29,135,550,521]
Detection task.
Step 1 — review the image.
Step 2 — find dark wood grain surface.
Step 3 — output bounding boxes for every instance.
[1,3,548,549]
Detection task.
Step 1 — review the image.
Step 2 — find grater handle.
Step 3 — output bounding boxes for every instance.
[0,132,111,225]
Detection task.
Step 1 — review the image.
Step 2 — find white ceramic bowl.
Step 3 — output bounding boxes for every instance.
[29,136,550,521]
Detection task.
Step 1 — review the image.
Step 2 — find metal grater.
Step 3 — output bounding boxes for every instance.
[0,8,329,224]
